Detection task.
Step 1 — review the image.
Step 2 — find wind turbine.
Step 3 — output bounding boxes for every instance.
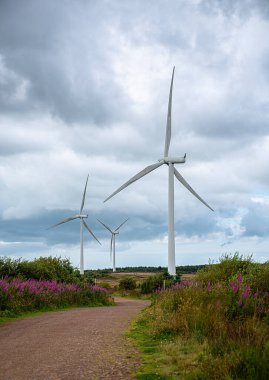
[97,218,129,272]
[48,175,101,275]
[104,67,214,276]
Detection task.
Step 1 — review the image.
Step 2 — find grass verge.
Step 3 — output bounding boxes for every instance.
[129,254,269,379]
[129,308,207,379]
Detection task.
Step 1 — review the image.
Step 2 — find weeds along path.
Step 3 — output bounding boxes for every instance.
[0,297,150,380]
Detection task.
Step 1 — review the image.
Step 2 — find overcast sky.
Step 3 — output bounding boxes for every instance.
[1,0,269,270]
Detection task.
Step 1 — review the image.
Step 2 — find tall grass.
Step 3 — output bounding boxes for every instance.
[133,254,269,379]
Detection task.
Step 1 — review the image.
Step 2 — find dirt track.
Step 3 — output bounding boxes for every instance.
[0,298,150,380]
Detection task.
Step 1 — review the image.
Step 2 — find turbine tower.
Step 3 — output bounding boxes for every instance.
[104,67,213,276]
[49,175,101,275]
[97,218,129,272]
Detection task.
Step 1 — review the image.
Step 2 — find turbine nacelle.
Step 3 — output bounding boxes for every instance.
[78,214,88,219]
[159,156,186,164]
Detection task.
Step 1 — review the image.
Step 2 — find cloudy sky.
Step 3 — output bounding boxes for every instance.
[1,0,269,270]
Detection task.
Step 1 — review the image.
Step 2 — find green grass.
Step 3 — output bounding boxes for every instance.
[129,310,212,379]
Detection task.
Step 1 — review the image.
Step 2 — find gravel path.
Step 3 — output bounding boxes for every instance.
[0,298,150,380]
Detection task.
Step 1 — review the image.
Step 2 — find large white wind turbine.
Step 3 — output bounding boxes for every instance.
[49,175,101,275]
[97,218,129,272]
[104,67,214,276]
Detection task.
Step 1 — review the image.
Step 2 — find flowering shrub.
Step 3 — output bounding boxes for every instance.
[227,272,269,320]
[138,255,269,379]
[0,278,110,315]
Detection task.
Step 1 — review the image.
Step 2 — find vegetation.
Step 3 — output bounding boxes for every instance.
[85,265,204,278]
[131,254,269,379]
[0,256,112,320]
[140,273,175,294]
[119,276,137,291]
[0,256,93,283]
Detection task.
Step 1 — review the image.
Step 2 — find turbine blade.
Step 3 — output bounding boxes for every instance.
[110,235,113,261]
[174,167,214,212]
[114,218,129,232]
[97,219,113,233]
[47,216,79,229]
[80,174,89,214]
[104,162,164,202]
[83,220,101,245]
[164,66,175,157]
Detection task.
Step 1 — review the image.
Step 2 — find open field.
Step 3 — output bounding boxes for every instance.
[95,272,157,288]
[95,271,196,289]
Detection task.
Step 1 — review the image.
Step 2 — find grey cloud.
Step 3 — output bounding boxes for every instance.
[199,0,269,19]
[241,203,269,237]
[191,107,269,139]
[175,213,219,237]
[1,0,268,142]
[0,205,221,246]
[0,0,130,124]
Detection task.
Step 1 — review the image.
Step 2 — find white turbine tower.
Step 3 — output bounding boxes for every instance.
[104,67,214,276]
[49,175,101,275]
[97,218,129,272]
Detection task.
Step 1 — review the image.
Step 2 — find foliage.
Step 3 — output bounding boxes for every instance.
[0,277,111,317]
[98,281,112,290]
[0,256,90,283]
[132,254,269,379]
[196,252,254,284]
[244,262,269,293]
[118,276,137,291]
[140,273,174,294]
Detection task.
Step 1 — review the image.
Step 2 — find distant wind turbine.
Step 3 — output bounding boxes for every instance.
[97,218,129,272]
[104,67,214,276]
[48,175,101,275]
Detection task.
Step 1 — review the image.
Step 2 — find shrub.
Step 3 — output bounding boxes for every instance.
[140,273,174,294]
[0,256,82,283]
[0,278,111,315]
[244,262,269,293]
[196,252,254,284]
[0,257,22,277]
[136,256,269,379]
[119,277,136,291]
[99,281,111,290]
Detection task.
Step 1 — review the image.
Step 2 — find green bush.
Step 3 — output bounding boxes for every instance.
[0,256,83,283]
[0,257,22,277]
[244,262,269,292]
[99,281,111,290]
[119,277,136,290]
[140,273,174,294]
[196,252,254,284]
